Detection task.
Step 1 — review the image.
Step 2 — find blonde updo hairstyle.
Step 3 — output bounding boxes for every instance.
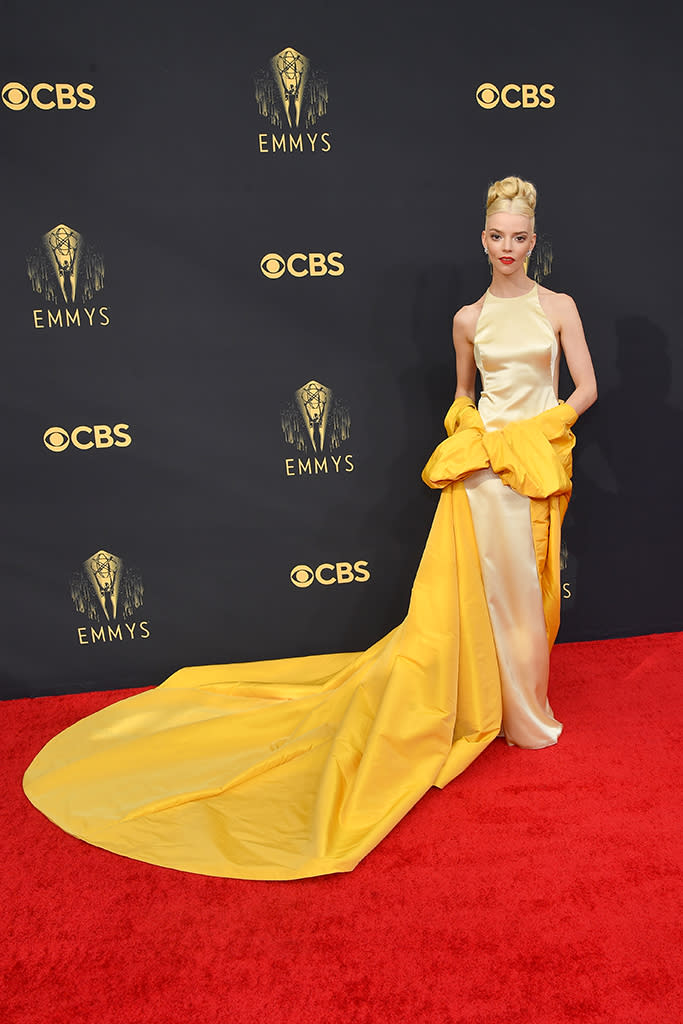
[485,176,537,231]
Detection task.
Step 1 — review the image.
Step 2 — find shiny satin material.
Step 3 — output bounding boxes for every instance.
[475,284,559,430]
[468,284,563,746]
[464,470,560,746]
[24,398,576,880]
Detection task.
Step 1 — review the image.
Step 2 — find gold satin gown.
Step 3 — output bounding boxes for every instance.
[24,284,578,879]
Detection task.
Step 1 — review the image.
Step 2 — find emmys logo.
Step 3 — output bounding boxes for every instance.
[27,224,109,329]
[281,380,354,477]
[2,82,96,111]
[43,424,132,453]
[71,549,150,646]
[476,83,555,109]
[290,561,371,588]
[255,47,331,154]
[261,252,344,279]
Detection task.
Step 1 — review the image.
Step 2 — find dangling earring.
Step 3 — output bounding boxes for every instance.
[483,247,488,255]
[527,249,533,257]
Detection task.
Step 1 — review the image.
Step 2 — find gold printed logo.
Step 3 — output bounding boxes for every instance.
[1,81,96,111]
[281,380,354,477]
[256,47,327,129]
[290,561,371,588]
[27,224,109,329]
[28,224,103,304]
[283,379,348,451]
[255,47,331,154]
[43,424,132,453]
[71,549,150,645]
[260,252,344,279]
[476,82,555,109]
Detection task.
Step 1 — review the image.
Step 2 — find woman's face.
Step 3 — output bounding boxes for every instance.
[482,212,535,274]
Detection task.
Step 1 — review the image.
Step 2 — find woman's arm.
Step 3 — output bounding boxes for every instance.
[556,294,598,416]
[452,306,478,401]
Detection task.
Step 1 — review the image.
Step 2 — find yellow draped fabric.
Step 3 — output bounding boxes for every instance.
[423,398,577,650]
[23,398,576,880]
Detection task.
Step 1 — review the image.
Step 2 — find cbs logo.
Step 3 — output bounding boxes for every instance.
[261,252,345,279]
[476,83,555,109]
[2,82,96,111]
[290,560,370,588]
[43,424,132,453]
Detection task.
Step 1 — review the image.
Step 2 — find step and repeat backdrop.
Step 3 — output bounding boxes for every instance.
[2,1,681,698]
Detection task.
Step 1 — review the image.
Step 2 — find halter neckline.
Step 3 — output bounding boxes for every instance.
[486,282,538,300]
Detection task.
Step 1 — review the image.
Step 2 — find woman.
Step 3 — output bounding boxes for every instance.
[24,176,596,880]
[448,176,597,747]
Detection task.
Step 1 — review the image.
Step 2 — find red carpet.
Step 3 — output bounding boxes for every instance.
[2,633,681,1024]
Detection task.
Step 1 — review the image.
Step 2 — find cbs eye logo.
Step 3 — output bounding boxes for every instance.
[476,83,555,109]
[261,252,345,279]
[290,560,370,588]
[43,424,132,453]
[2,82,96,111]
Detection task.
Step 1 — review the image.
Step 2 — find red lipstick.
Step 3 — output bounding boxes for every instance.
[499,257,514,264]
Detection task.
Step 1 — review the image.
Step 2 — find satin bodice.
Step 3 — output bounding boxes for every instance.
[474,283,559,429]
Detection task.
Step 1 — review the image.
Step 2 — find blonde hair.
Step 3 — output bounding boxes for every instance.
[485,176,537,230]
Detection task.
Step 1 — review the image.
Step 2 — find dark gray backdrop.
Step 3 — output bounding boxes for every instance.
[2,0,681,698]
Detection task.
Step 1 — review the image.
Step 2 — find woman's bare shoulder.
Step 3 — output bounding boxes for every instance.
[453,294,487,340]
[537,284,579,315]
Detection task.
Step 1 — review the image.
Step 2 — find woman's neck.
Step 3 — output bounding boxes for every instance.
[488,270,535,298]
